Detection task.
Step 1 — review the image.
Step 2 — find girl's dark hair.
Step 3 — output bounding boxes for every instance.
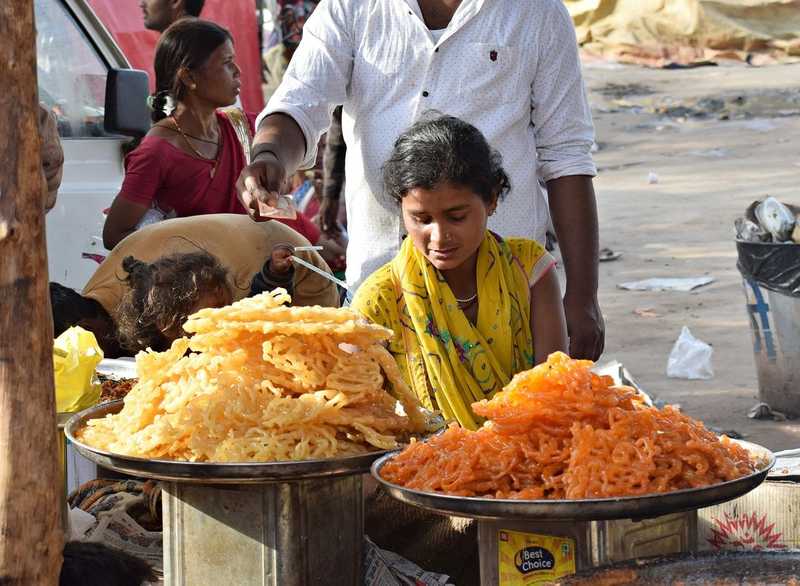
[150,18,232,122]
[116,252,229,353]
[382,114,511,204]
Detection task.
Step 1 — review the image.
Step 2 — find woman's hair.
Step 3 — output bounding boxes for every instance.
[116,252,229,353]
[150,19,232,122]
[49,282,107,337]
[382,114,511,204]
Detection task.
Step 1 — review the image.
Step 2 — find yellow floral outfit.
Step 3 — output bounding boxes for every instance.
[352,232,552,429]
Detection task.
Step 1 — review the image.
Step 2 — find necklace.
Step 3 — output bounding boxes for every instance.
[455,292,478,305]
[170,114,222,178]
[159,124,219,144]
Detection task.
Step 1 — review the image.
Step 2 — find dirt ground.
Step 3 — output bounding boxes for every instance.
[582,60,800,450]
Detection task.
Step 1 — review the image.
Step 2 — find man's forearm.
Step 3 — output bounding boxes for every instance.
[546,175,599,299]
[253,113,307,174]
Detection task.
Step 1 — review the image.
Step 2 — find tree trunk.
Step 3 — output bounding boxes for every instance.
[0,1,64,584]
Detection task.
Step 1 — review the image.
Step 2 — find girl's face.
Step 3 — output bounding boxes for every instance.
[401,182,496,272]
[189,40,241,107]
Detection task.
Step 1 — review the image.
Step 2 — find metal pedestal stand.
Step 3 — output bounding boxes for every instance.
[161,476,363,586]
[373,440,774,586]
[67,402,385,586]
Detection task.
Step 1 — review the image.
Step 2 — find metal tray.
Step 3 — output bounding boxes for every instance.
[66,400,386,484]
[557,550,800,585]
[371,440,774,522]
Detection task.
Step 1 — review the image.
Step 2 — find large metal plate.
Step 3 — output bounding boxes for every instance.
[558,550,800,584]
[371,440,774,522]
[66,401,386,484]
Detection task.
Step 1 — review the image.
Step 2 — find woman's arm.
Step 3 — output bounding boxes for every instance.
[102,196,148,249]
[530,268,569,365]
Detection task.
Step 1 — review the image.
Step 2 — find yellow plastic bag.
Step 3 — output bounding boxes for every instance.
[53,326,104,413]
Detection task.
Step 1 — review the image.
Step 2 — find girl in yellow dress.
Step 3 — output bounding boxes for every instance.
[352,115,568,429]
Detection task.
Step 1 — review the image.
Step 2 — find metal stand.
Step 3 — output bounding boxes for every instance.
[163,475,364,586]
[372,443,772,586]
[477,512,697,585]
[66,400,389,586]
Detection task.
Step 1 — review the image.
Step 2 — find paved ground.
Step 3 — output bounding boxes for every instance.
[583,60,800,450]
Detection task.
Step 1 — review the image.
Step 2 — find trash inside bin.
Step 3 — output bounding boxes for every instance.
[737,241,800,297]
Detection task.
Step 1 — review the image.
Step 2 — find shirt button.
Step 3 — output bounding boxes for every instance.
[422,91,429,97]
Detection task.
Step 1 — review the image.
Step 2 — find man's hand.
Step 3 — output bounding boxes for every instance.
[316,197,341,238]
[564,290,604,360]
[236,154,287,222]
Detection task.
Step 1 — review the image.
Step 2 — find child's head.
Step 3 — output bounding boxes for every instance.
[383,114,510,272]
[116,251,231,353]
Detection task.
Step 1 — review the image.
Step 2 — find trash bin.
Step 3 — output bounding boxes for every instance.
[737,240,800,418]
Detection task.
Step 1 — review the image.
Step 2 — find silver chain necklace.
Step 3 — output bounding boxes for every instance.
[455,292,478,305]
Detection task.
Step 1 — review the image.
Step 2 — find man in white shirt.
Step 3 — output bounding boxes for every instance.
[237,0,604,360]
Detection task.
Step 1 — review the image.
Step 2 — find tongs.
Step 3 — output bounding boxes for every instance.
[289,246,353,304]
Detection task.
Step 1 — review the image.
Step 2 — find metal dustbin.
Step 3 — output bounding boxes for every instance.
[737,240,800,417]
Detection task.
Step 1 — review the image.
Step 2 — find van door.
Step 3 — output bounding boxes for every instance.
[37,0,128,289]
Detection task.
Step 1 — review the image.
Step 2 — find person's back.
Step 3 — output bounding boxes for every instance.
[85,214,339,317]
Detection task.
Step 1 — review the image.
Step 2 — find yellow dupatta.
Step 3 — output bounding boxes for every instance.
[358,232,540,430]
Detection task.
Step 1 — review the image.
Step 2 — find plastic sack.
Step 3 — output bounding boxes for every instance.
[666,326,714,380]
[53,326,103,413]
[736,240,800,297]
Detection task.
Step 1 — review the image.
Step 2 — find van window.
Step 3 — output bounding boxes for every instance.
[35,0,110,138]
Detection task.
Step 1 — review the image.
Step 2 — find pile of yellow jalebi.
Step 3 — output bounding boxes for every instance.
[79,290,426,462]
[380,352,755,499]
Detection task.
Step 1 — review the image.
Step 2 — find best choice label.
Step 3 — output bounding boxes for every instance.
[498,530,576,585]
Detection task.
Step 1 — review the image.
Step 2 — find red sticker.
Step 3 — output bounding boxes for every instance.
[707,512,786,551]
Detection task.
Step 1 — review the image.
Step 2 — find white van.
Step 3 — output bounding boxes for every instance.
[37,0,149,290]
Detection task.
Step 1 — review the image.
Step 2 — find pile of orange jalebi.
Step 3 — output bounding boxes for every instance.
[380,352,755,499]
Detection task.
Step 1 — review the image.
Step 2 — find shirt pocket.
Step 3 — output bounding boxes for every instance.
[456,43,523,106]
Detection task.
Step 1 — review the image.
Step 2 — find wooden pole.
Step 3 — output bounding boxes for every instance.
[0,1,64,584]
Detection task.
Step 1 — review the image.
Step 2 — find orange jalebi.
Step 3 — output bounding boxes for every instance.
[380,352,755,499]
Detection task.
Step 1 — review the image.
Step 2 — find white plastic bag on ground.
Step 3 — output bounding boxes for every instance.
[667,326,714,380]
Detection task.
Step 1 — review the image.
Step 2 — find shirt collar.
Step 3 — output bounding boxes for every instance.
[401,0,487,46]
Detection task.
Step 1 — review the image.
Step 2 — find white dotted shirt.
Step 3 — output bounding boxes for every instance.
[258,0,596,288]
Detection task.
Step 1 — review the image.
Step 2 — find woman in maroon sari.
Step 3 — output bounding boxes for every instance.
[103,19,253,249]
